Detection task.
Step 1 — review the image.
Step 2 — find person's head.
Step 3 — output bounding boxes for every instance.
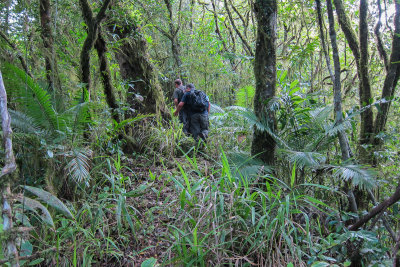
[186,83,195,91]
[174,79,182,88]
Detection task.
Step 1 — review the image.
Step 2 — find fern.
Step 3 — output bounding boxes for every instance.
[61,102,92,135]
[8,109,43,135]
[1,62,64,133]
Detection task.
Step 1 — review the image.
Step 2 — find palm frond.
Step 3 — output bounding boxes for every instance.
[324,120,352,137]
[64,148,92,186]
[279,149,326,168]
[238,109,290,149]
[309,106,332,128]
[228,151,273,179]
[326,164,377,190]
[210,103,224,113]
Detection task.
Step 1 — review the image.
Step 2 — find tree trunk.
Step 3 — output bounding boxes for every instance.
[78,0,112,100]
[375,0,389,71]
[163,0,184,81]
[358,0,374,155]
[108,23,169,119]
[325,0,357,213]
[94,29,120,123]
[39,0,62,102]
[333,0,373,158]
[251,0,277,166]
[0,70,18,267]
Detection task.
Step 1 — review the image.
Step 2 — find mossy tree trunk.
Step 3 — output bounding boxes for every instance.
[78,0,112,101]
[251,0,277,166]
[108,22,169,119]
[79,0,119,122]
[94,29,120,123]
[39,0,62,110]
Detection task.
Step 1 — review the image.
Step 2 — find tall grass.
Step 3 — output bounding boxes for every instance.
[165,148,335,266]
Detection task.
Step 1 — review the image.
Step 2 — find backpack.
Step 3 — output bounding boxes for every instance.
[190,90,208,112]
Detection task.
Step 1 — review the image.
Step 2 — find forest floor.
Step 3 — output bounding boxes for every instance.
[118,154,210,266]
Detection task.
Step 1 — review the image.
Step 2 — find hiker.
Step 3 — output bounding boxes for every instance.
[172,79,190,134]
[173,83,210,141]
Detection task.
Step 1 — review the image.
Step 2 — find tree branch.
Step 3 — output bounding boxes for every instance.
[349,183,400,231]
[0,30,33,78]
[224,0,253,57]
[375,0,389,71]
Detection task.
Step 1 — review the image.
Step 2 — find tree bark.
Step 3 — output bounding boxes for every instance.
[325,0,357,213]
[251,0,277,165]
[108,22,169,119]
[0,70,18,267]
[78,0,112,100]
[94,29,120,123]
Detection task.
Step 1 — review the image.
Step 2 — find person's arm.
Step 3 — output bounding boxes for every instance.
[174,98,178,107]
[174,102,185,116]
[208,102,210,113]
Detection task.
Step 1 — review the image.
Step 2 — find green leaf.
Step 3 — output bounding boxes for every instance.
[16,196,54,227]
[311,262,330,267]
[20,240,33,257]
[141,257,157,267]
[22,186,74,218]
[29,258,45,265]
[291,160,296,188]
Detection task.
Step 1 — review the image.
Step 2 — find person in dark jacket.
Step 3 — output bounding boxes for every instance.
[173,83,210,141]
[172,79,189,134]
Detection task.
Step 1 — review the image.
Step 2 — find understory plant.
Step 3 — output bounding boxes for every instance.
[165,148,342,266]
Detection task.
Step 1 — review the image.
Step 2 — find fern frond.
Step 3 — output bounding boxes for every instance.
[279,149,326,168]
[9,109,43,134]
[61,102,92,134]
[2,63,64,132]
[64,148,92,186]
